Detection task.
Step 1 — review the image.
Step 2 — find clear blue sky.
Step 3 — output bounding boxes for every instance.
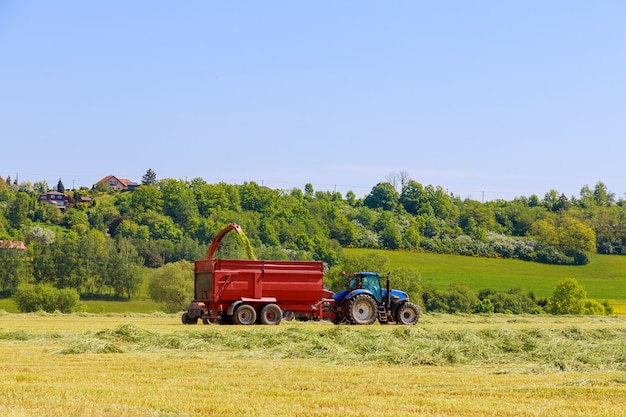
[2,1,625,201]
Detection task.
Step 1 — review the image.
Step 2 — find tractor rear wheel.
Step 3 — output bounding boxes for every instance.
[348,294,377,325]
[233,304,257,325]
[396,302,420,325]
[259,304,282,325]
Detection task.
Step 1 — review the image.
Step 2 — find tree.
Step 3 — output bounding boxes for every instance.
[148,261,194,312]
[142,169,158,186]
[304,183,314,199]
[364,182,399,211]
[345,190,356,206]
[105,237,142,298]
[6,191,30,230]
[386,171,411,190]
[259,218,279,246]
[33,180,48,194]
[399,180,427,215]
[375,212,402,249]
[424,185,457,221]
[0,241,27,294]
[556,215,596,254]
[129,184,163,213]
[593,181,615,206]
[57,179,65,193]
[159,179,199,229]
[27,225,56,246]
[531,218,559,246]
[548,278,586,314]
[239,181,277,213]
[577,185,595,209]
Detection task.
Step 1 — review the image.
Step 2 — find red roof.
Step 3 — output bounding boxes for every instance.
[96,175,137,188]
[0,241,27,250]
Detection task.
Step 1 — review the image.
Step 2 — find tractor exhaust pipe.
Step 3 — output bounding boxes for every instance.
[386,273,391,308]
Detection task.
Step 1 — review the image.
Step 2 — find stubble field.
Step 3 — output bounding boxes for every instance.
[1,312,625,417]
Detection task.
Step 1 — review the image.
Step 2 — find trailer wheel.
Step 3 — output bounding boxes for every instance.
[282,310,295,321]
[233,304,257,325]
[259,304,282,325]
[396,302,420,325]
[348,294,377,325]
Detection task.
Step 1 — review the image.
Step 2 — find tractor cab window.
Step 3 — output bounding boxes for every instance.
[348,276,361,290]
[361,275,382,302]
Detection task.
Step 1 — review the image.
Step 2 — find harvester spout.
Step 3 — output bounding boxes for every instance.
[205,223,244,261]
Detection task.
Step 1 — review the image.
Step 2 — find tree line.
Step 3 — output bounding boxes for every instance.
[0,170,625,302]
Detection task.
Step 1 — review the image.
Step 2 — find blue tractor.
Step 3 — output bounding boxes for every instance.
[332,272,421,325]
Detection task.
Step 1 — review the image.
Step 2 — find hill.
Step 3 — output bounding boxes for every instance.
[345,248,626,311]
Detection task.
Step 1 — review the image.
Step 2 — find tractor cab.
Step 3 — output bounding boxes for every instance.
[347,272,383,303]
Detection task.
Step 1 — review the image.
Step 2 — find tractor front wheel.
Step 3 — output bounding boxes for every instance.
[181,312,198,325]
[348,294,377,325]
[233,304,257,325]
[396,302,421,325]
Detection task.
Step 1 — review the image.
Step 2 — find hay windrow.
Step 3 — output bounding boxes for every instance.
[19,321,622,372]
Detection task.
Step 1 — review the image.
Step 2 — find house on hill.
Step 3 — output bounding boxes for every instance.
[94,175,139,191]
[39,190,69,209]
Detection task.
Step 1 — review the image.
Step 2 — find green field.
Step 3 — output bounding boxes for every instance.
[346,248,626,302]
[0,314,624,416]
[2,250,625,315]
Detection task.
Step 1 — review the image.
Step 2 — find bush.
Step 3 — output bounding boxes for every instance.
[148,261,194,313]
[564,249,590,266]
[535,247,575,265]
[389,266,422,306]
[490,288,537,314]
[473,298,495,314]
[13,284,79,313]
[425,282,478,314]
[548,278,586,314]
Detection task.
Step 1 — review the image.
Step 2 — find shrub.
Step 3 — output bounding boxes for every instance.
[473,298,495,314]
[490,288,537,314]
[148,261,194,313]
[13,284,79,313]
[427,282,478,314]
[389,266,422,306]
[547,278,586,314]
[564,249,590,266]
[535,247,574,265]
[57,288,80,313]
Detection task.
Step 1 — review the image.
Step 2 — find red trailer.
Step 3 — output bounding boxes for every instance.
[182,224,334,325]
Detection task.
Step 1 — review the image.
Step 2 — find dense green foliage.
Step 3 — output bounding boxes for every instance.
[1,172,625,311]
[148,261,194,313]
[13,284,80,313]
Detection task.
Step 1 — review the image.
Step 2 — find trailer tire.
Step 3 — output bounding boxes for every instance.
[282,311,295,321]
[233,304,257,325]
[259,304,282,325]
[348,294,377,325]
[396,302,420,325]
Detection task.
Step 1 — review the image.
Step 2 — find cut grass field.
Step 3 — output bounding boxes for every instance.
[346,249,626,311]
[0,314,624,416]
